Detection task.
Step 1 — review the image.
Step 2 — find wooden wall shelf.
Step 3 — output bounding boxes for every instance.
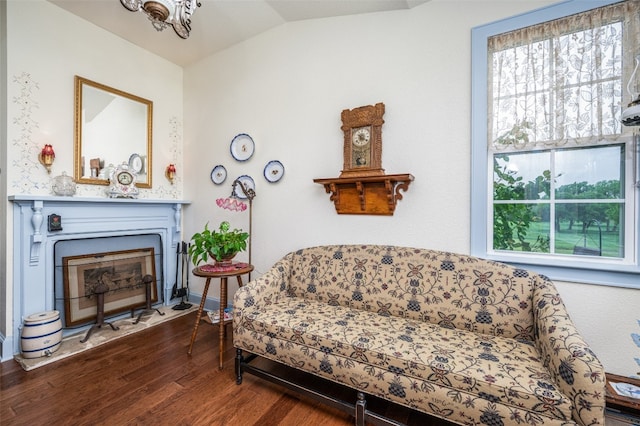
[313,173,414,215]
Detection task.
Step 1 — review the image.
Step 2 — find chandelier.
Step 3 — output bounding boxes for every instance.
[120,0,201,39]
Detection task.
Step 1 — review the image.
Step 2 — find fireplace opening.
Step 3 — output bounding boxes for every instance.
[54,234,164,328]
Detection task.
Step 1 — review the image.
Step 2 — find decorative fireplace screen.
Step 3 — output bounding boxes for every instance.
[61,247,158,327]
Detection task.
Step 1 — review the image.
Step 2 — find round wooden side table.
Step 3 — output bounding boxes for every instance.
[188,262,254,370]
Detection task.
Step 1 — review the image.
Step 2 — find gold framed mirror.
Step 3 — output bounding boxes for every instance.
[74,76,153,188]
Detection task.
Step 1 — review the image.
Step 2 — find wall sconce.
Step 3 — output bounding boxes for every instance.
[166,164,176,184]
[39,144,55,174]
[622,54,640,126]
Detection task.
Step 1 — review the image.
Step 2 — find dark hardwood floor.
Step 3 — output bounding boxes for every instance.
[0,312,446,425]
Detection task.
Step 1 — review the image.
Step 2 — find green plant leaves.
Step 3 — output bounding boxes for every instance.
[188,221,249,265]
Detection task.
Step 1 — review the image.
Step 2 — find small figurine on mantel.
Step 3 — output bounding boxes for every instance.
[106,162,139,198]
[89,157,101,178]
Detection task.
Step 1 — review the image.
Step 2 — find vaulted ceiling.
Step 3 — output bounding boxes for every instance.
[49,0,429,67]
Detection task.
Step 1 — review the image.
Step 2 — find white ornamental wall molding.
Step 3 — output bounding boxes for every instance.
[151,116,182,199]
[11,72,49,194]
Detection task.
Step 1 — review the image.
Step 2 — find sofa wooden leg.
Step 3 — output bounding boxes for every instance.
[355,392,366,426]
[235,348,243,385]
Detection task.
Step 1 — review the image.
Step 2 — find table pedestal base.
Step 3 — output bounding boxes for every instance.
[187,263,254,370]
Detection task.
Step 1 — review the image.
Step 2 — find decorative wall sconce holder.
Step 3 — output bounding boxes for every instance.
[166,164,176,184]
[39,144,55,174]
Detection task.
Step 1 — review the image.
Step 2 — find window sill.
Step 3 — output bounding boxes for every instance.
[478,251,640,289]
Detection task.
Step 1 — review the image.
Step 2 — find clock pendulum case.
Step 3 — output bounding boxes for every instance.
[340,102,385,178]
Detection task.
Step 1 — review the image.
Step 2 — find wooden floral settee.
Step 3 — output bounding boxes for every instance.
[233,245,605,425]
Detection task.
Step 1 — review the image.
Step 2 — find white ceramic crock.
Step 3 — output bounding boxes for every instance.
[20,310,63,359]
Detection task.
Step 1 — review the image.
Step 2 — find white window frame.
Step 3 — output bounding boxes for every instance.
[471,0,640,288]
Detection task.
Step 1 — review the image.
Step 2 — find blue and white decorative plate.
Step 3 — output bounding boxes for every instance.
[233,175,255,199]
[230,133,255,162]
[210,165,227,185]
[264,160,284,183]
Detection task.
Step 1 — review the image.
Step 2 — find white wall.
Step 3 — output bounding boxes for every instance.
[5,1,184,198]
[184,0,640,377]
[2,0,184,357]
[556,281,640,377]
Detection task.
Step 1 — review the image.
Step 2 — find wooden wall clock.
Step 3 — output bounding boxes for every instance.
[314,101,413,215]
[340,102,385,178]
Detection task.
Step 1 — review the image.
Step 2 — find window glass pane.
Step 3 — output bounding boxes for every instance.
[493,145,625,258]
[555,145,624,199]
[554,203,624,258]
[493,204,550,253]
[494,152,551,200]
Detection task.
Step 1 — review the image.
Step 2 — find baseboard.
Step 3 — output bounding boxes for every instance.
[187,293,226,312]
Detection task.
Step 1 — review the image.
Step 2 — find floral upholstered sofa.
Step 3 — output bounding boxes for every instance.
[233,245,605,426]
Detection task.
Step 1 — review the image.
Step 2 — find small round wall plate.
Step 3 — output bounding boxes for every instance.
[210,165,227,185]
[264,160,284,183]
[232,175,255,199]
[128,153,143,174]
[230,133,255,162]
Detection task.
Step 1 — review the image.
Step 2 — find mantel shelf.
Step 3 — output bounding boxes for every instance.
[313,173,414,215]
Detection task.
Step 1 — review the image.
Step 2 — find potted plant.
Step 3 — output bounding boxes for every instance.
[188,221,249,266]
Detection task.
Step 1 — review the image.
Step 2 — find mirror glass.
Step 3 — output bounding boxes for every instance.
[74,76,152,188]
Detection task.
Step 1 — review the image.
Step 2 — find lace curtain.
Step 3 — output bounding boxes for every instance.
[488,1,640,152]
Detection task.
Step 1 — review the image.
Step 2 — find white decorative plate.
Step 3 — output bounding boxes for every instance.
[210,165,227,185]
[264,160,284,183]
[233,175,255,199]
[230,133,255,162]
[128,153,143,174]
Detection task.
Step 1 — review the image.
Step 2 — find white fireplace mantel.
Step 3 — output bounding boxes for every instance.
[4,195,190,361]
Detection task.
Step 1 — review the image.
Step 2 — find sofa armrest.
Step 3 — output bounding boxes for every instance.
[533,276,606,426]
[234,253,292,313]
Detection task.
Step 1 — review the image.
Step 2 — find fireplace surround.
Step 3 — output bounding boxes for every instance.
[5,195,189,361]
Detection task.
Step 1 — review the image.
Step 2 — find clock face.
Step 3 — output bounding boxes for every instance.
[117,171,133,185]
[107,163,139,198]
[352,127,371,147]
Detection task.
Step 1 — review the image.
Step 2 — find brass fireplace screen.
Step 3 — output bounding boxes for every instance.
[62,248,157,327]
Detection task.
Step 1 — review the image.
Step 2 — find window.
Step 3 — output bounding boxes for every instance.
[493,145,626,257]
[471,0,640,287]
